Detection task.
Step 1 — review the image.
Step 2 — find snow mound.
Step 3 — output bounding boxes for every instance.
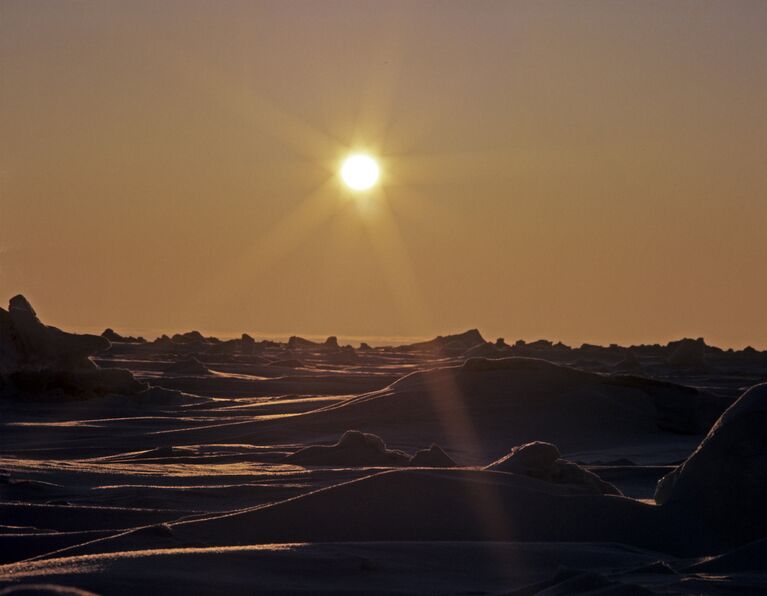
[286,431,455,468]
[486,441,622,496]
[286,430,411,466]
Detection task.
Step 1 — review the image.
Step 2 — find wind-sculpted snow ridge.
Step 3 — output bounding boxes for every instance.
[244,357,727,464]
[39,382,767,562]
[163,356,211,376]
[8,541,765,595]
[655,382,767,549]
[2,310,767,593]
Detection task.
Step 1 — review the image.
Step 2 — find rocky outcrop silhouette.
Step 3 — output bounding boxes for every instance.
[0,295,146,399]
[667,338,708,370]
[171,331,207,344]
[400,329,486,353]
[101,328,146,343]
[240,333,256,354]
[287,336,319,350]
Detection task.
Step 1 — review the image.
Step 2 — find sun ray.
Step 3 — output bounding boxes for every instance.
[355,187,431,333]
[175,174,342,320]
[353,183,516,568]
[351,9,412,148]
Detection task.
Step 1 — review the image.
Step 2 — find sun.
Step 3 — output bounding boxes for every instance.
[340,154,380,191]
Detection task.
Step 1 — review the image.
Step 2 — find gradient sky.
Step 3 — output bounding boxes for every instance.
[2,1,766,347]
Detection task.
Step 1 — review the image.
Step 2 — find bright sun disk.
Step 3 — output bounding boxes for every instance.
[341,154,380,191]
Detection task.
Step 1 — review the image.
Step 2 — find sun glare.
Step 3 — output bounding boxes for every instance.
[340,154,380,191]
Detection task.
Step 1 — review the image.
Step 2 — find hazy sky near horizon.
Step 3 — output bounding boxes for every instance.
[2,1,766,347]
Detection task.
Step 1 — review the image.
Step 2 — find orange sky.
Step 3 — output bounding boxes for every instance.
[1,1,766,348]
